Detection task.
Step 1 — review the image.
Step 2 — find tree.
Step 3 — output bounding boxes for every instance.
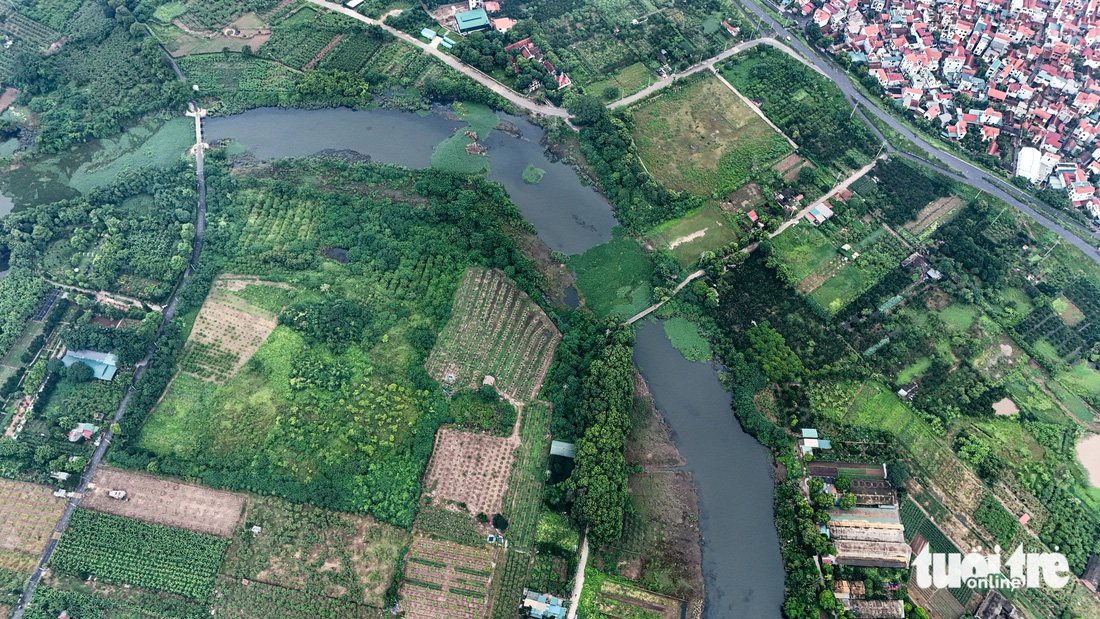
[602,86,620,100]
[67,361,94,383]
[491,513,509,531]
[567,95,607,126]
[834,474,851,492]
[886,461,908,488]
[838,493,857,510]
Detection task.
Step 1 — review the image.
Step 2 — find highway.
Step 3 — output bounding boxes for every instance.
[727,0,1100,262]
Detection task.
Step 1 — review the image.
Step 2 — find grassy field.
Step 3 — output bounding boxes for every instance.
[68,118,193,193]
[632,74,792,196]
[939,304,979,332]
[648,203,739,265]
[1058,363,1100,402]
[569,231,655,319]
[896,357,931,385]
[222,496,409,607]
[588,62,655,101]
[768,224,836,282]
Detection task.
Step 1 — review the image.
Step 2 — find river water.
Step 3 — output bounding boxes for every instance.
[633,320,785,619]
[204,106,618,255]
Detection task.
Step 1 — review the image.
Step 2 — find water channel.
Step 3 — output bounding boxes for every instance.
[633,320,785,619]
[204,106,618,255]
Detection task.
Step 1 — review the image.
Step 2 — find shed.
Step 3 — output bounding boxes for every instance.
[1083,554,1100,589]
[454,8,490,33]
[420,28,438,40]
[61,350,118,381]
[550,441,575,458]
[67,422,99,442]
[801,428,819,439]
[345,0,365,6]
[850,599,904,618]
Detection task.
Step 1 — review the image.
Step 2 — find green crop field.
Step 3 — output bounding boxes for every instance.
[569,231,655,319]
[426,268,561,402]
[896,356,931,385]
[587,62,655,101]
[632,73,792,196]
[809,234,907,316]
[50,509,229,600]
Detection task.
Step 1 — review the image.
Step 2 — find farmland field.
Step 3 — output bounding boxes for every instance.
[768,224,836,283]
[0,479,66,573]
[178,277,278,384]
[221,496,409,607]
[81,467,245,537]
[579,567,684,619]
[50,509,230,600]
[588,62,655,101]
[808,232,908,316]
[399,536,496,618]
[427,267,561,402]
[423,426,518,519]
[632,73,792,196]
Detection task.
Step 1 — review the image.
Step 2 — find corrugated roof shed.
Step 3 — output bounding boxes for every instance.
[455,8,490,32]
[850,599,904,619]
[550,441,575,458]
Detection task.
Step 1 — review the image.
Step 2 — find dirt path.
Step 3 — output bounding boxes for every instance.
[762,154,885,242]
[880,222,913,250]
[566,533,589,619]
[37,276,163,312]
[303,33,344,70]
[305,0,569,119]
[624,269,706,325]
[710,67,797,150]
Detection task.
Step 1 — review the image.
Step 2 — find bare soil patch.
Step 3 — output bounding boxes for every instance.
[83,467,244,537]
[0,88,18,114]
[772,153,812,182]
[722,182,764,213]
[905,195,963,234]
[399,536,495,618]
[627,372,685,469]
[424,427,519,518]
[0,478,66,568]
[178,277,278,384]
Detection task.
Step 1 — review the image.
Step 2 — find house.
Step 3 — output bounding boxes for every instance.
[974,589,1024,619]
[61,350,118,381]
[492,18,517,32]
[523,589,566,618]
[454,8,491,33]
[897,381,919,400]
[851,599,905,618]
[67,422,99,443]
[827,506,912,568]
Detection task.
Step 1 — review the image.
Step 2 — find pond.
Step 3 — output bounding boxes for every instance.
[204,106,618,255]
[633,320,785,619]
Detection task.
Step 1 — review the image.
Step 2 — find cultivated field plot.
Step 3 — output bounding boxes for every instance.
[905,195,964,236]
[597,578,684,619]
[82,468,244,537]
[0,479,66,572]
[178,277,278,384]
[424,427,518,518]
[427,268,560,402]
[632,74,793,196]
[222,496,409,607]
[772,152,812,182]
[399,536,495,618]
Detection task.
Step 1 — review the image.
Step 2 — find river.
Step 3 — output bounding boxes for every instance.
[204,106,618,255]
[633,320,785,619]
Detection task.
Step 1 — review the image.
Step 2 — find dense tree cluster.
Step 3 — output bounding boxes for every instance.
[564,328,635,545]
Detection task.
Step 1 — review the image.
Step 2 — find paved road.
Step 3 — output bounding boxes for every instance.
[625,269,706,324]
[730,0,1100,263]
[306,0,569,118]
[608,36,824,109]
[565,534,589,619]
[11,52,209,619]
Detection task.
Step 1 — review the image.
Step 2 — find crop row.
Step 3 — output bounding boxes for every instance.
[50,509,229,600]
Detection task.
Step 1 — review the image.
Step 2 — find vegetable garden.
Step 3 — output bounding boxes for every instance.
[399,537,495,618]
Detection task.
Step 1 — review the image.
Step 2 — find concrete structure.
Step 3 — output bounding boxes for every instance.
[523,589,566,618]
[454,8,490,33]
[1015,146,1043,183]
